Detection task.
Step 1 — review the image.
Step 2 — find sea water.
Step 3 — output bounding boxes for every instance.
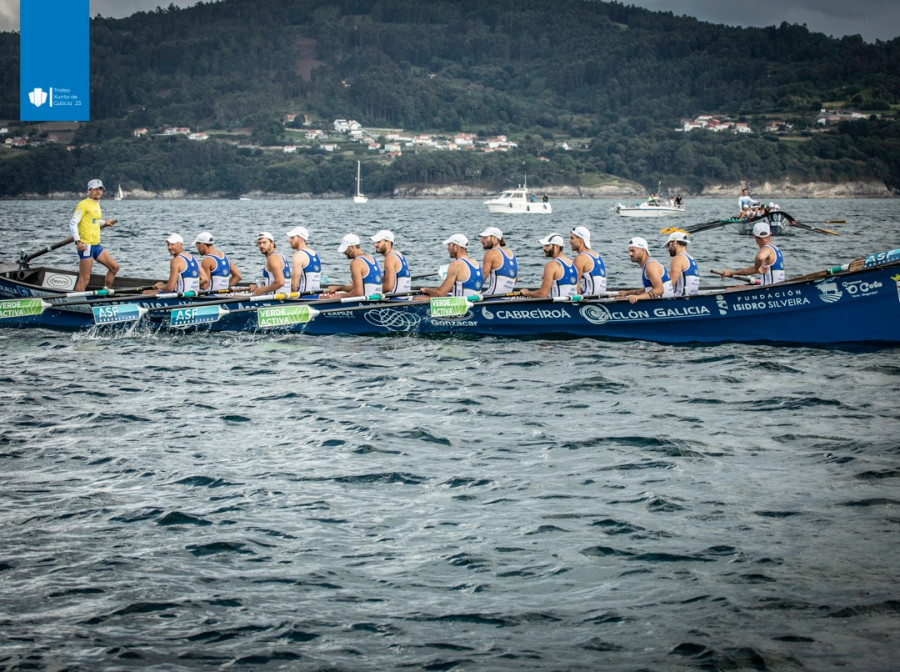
[1,198,898,671]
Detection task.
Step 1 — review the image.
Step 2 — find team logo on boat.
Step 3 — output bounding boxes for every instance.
[579,304,613,324]
[715,294,729,315]
[44,273,76,290]
[363,308,422,332]
[840,279,882,298]
[816,281,842,303]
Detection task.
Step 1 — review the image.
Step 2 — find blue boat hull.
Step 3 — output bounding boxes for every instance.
[3,261,899,345]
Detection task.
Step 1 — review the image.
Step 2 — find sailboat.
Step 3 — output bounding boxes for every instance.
[115,184,124,200]
[353,161,367,204]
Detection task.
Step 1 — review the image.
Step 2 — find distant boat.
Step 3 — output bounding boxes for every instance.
[484,175,551,214]
[353,161,367,203]
[615,197,684,218]
[115,184,124,200]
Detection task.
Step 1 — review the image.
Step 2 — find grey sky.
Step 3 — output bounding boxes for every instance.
[1,0,898,42]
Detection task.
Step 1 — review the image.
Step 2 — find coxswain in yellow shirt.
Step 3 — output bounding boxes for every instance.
[69,179,120,291]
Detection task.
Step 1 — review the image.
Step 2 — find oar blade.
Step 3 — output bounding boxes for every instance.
[0,297,51,320]
[257,304,318,328]
[92,303,147,324]
[170,304,228,327]
[429,296,476,317]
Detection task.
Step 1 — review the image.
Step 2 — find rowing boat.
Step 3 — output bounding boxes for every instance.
[3,250,899,345]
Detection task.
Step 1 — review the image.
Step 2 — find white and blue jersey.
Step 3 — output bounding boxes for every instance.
[263,252,291,294]
[552,257,579,298]
[451,259,483,296]
[484,249,517,295]
[297,248,322,293]
[577,251,606,295]
[208,252,232,291]
[673,252,700,297]
[177,254,201,294]
[360,255,382,295]
[388,250,411,294]
[641,259,675,298]
[760,243,784,285]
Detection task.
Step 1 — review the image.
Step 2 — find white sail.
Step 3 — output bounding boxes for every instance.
[353,161,367,203]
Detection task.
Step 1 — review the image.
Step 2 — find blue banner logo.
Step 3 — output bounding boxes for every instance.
[20,1,90,121]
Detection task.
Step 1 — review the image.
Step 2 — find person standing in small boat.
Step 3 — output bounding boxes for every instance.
[618,237,674,303]
[478,226,517,296]
[326,234,382,297]
[717,222,785,286]
[420,234,483,298]
[520,233,578,299]
[69,179,119,291]
[285,226,321,294]
[148,234,207,295]
[665,232,700,297]
[370,230,411,296]
[194,231,241,292]
[249,232,291,296]
[570,226,606,296]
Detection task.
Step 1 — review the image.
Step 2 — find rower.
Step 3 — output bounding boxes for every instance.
[520,232,578,299]
[370,229,411,295]
[326,233,382,296]
[570,226,606,295]
[420,234,483,297]
[716,221,784,286]
[664,231,699,297]
[478,226,517,296]
[285,226,321,294]
[617,236,674,303]
[194,231,241,291]
[148,233,207,295]
[248,231,291,296]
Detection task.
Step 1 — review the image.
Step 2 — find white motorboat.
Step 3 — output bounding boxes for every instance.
[484,175,551,214]
[615,198,684,217]
[353,161,367,204]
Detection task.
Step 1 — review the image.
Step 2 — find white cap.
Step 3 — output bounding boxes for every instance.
[571,226,591,248]
[666,231,690,244]
[768,202,775,208]
[752,222,771,237]
[627,236,649,252]
[286,226,309,240]
[257,231,274,242]
[338,233,361,253]
[538,232,565,247]
[442,233,468,248]
[370,229,394,243]
[87,179,104,190]
[194,231,214,245]
[478,226,503,239]
[165,233,184,245]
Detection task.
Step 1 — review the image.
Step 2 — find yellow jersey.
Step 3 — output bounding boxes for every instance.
[70,197,103,245]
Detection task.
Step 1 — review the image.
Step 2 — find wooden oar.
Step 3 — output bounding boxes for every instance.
[19,221,115,265]
[780,212,839,235]
[786,248,900,283]
[709,270,760,285]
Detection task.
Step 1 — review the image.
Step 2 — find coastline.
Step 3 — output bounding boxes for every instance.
[6,179,893,200]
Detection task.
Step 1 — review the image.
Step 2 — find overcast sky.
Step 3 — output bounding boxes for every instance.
[2,0,899,42]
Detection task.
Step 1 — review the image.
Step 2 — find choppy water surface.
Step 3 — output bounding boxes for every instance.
[1,198,899,671]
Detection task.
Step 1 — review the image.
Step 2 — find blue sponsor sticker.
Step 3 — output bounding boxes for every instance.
[92,303,143,324]
[170,305,224,326]
[20,1,90,121]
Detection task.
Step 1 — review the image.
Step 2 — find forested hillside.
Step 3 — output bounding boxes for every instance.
[1,0,898,196]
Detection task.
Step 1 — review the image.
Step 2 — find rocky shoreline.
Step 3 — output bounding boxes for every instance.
[8,179,894,200]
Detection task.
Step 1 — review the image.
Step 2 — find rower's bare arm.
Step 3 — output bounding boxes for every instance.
[421,261,460,297]
[228,262,241,286]
[521,264,555,298]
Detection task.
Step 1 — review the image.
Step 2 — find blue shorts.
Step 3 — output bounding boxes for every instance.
[77,244,105,260]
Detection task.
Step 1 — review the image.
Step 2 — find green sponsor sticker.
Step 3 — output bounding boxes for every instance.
[257,304,314,327]
[429,296,469,317]
[0,297,46,318]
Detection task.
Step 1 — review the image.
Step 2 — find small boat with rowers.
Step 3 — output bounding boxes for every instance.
[484,175,551,214]
[2,248,898,345]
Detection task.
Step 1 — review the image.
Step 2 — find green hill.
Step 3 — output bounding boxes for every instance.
[1,0,899,196]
